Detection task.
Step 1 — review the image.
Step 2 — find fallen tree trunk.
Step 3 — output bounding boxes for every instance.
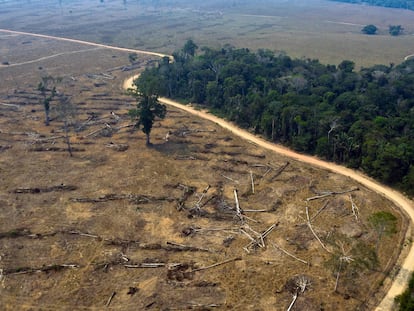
[269,162,290,181]
[13,184,77,194]
[306,187,359,201]
[192,257,242,272]
[70,193,174,204]
[4,264,79,275]
[29,146,85,152]
[166,241,211,252]
[124,263,166,268]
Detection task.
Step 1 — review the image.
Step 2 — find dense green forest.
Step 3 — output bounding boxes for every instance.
[136,42,414,195]
[329,0,414,10]
[396,272,414,310]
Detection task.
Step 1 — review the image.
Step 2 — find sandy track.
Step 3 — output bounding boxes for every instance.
[125,77,414,311]
[324,20,365,27]
[1,27,412,311]
[404,54,414,61]
[160,98,414,311]
[0,47,102,68]
[0,29,172,60]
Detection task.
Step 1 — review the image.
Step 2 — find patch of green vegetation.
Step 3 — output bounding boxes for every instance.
[136,41,414,195]
[389,25,404,36]
[362,24,378,35]
[330,0,414,11]
[369,211,398,251]
[396,272,414,310]
[1,0,414,68]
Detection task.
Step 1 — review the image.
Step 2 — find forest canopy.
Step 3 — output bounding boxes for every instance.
[329,0,414,10]
[136,42,414,195]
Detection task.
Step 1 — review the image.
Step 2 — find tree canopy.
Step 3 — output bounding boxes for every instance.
[396,272,414,310]
[329,0,414,11]
[128,76,166,145]
[136,42,414,194]
[389,25,404,36]
[362,24,378,35]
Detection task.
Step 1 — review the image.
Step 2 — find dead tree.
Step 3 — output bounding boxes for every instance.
[57,94,77,157]
[190,185,210,215]
[305,204,331,253]
[37,75,61,126]
[327,118,339,142]
[243,223,278,253]
[334,242,354,292]
[106,292,116,307]
[286,275,311,311]
[269,162,290,182]
[250,170,255,193]
[349,194,359,221]
[272,242,308,265]
[234,188,244,223]
[191,257,242,272]
[306,187,359,201]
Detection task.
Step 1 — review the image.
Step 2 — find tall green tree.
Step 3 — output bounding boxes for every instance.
[396,272,414,310]
[389,25,404,36]
[134,41,414,194]
[362,24,378,35]
[128,79,166,146]
[183,39,198,58]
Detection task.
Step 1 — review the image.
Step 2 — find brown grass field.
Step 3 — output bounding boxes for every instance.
[1,1,414,310]
[1,0,414,68]
[0,30,412,310]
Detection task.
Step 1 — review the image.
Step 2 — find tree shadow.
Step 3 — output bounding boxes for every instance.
[150,140,194,158]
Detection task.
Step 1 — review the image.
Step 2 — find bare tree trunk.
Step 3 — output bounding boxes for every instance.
[287,291,298,311]
[334,259,343,292]
[376,227,384,253]
[64,120,73,157]
[45,109,50,126]
[250,171,255,194]
[146,133,151,146]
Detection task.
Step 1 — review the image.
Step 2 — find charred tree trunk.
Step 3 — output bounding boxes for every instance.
[146,133,151,146]
[64,120,73,157]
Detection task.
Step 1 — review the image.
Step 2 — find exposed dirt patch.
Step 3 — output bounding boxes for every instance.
[0,33,410,311]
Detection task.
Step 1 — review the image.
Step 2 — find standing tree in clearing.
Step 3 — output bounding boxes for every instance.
[389,25,404,36]
[128,75,166,146]
[362,24,378,35]
[37,76,61,126]
[56,93,77,157]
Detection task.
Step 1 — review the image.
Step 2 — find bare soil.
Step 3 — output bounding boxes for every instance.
[1,0,414,68]
[0,32,410,311]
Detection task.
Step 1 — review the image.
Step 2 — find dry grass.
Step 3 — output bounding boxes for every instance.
[0,35,410,310]
[1,0,414,68]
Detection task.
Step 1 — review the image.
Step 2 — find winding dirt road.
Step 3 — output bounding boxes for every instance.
[0,29,172,60]
[2,28,414,311]
[160,98,414,311]
[0,47,102,68]
[404,54,414,61]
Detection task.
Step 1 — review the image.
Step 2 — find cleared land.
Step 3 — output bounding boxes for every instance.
[1,1,414,310]
[0,31,411,311]
[1,0,414,68]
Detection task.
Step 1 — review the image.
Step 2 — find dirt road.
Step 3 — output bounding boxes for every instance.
[157,99,414,311]
[0,47,102,68]
[0,29,172,60]
[2,27,413,310]
[125,76,414,310]
[404,54,414,61]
